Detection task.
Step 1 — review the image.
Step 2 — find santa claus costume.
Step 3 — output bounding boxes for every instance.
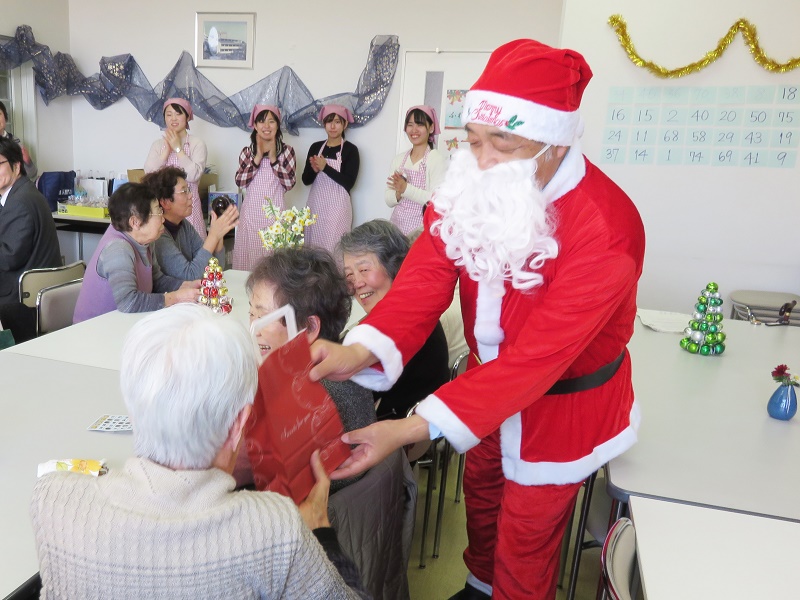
[343,40,646,599]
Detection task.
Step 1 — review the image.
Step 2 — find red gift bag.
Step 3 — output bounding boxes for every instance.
[244,333,351,504]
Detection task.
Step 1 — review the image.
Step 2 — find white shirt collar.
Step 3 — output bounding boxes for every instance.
[0,185,12,207]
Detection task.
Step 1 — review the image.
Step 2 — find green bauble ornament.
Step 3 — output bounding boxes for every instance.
[688,342,699,353]
[717,332,726,343]
[697,296,707,304]
[705,314,714,322]
[696,303,707,313]
[705,333,717,344]
[714,343,725,354]
[699,322,709,331]
[709,324,718,333]
[707,282,719,293]
[699,344,711,356]
[714,314,723,322]
[690,321,700,330]
[680,338,690,349]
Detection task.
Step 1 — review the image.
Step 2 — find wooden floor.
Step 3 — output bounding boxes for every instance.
[406,454,603,600]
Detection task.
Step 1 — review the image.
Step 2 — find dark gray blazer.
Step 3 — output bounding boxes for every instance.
[0,176,61,304]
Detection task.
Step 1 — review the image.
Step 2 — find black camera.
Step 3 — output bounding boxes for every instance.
[211,195,233,217]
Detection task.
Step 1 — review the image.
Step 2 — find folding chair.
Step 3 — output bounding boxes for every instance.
[36,278,83,336]
[19,261,85,308]
[601,518,638,600]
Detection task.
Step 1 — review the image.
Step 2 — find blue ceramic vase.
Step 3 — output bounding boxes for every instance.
[767,385,798,421]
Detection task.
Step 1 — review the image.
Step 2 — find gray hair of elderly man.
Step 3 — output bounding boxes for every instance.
[120,304,259,470]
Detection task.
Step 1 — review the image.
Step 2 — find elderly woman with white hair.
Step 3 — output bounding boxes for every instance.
[30,304,368,599]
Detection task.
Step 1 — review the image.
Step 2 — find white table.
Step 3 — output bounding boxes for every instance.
[4,270,252,370]
[630,496,800,599]
[0,267,368,596]
[609,310,800,521]
[0,353,131,598]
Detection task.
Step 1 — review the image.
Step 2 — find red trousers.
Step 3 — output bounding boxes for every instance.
[463,429,583,600]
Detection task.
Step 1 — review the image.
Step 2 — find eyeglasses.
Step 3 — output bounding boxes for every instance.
[173,188,190,197]
[151,208,164,217]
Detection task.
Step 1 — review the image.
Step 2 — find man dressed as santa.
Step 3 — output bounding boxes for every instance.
[311,39,646,600]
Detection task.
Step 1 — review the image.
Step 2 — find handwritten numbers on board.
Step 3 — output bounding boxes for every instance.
[601,146,625,165]
[770,150,797,168]
[604,84,800,167]
[777,86,798,104]
[712,149,738,167]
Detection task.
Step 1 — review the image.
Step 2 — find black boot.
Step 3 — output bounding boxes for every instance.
[446,582,491,600]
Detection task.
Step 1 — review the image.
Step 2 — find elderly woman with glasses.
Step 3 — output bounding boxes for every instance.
[340,219,450,421]
[32,304,369,598]
[145,166,239,280]
[73,182,199,323]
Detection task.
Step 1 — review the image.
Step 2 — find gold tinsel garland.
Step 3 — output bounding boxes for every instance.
[608,15,800,78]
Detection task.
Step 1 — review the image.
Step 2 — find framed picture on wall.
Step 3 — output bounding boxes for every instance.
[195,12,255,69]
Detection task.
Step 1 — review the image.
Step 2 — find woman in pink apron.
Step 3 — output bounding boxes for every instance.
[385,105,446,235]
[233,104,297,271]
[301,105,360,253]
[145,98,208,240]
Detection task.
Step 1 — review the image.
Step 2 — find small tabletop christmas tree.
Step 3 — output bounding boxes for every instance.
[198,257,232,314]
[679,282,726,356]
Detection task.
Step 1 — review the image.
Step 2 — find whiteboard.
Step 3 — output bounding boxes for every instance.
[561,0,800,312]
[396,51,491,157]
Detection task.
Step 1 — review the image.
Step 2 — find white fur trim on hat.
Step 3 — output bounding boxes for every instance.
[343,324,403,392]
[463,89,581,146]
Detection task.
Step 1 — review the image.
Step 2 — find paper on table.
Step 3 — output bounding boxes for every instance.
[637,309,692,333]
[244,334,350,504]
[87,414,132,432]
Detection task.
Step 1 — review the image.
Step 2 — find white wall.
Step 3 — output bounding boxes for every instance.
[0,1,74,171]
[562,0,800,311]
[64,0,563,226]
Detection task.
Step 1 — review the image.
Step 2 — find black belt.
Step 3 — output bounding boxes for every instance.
[544,351,626,395]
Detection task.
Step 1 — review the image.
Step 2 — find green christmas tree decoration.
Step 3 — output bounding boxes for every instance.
[679,282,726,356]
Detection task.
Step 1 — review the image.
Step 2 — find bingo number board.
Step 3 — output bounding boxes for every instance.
[601,84,799,168]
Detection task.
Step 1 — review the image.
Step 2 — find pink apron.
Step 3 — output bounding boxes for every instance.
[304,143,352,253]
[166,135,206,240]
[390,148,429,235]
[232,157,285,271]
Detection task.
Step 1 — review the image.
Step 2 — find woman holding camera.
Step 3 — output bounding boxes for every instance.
[146,167,238,281]
[233,105,297,271]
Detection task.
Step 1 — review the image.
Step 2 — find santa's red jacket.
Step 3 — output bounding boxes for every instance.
[346,146,646,485]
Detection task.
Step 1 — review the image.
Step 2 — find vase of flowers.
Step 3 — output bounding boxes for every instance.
[258,199,317,250]
[767,364,799,421]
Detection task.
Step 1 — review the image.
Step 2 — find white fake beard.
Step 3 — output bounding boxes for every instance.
[431,150,558,294]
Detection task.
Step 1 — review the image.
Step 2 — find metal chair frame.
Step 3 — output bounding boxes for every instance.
[415,350,469,567]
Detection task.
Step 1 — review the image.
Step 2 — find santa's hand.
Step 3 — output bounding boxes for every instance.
[331,415,431,480]
[309,339,376,382]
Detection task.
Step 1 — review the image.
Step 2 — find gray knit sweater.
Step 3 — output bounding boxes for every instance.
[154,220,225,281]
[31,457,368,599]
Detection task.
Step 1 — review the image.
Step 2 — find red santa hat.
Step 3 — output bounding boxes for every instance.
[462,39,592,146]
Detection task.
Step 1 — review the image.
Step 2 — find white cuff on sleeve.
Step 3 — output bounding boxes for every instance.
[343,324,403,392]
[415,394,480,454]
